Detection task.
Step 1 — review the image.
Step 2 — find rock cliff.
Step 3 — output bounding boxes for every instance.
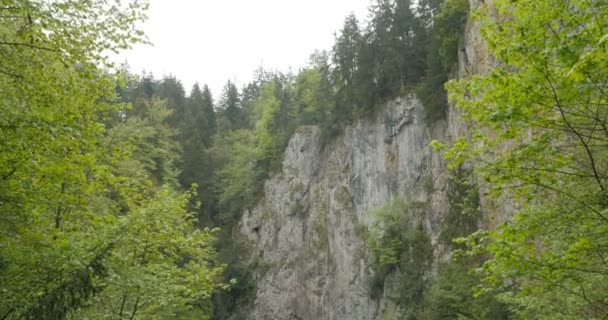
[234,1,503,318]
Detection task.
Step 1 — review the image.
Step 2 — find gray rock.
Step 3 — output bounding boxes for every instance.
[235,1,515,318]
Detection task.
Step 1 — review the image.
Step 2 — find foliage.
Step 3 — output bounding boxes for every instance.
[440,167,481,246]
[180,84,217,217]
[19,246,113,320]
[330,0,432,121]
[0,0,148,73]
[185,84,216,148]
[419,257,511,320]
[0,1,144,317]
[332,13,363,119]
[433,0,469,73]
[109,98,182,186]
[303,0,468,127]
[211,261,256,320]
[156,76,187,129]
[43,0,493,318]
[418,0,469,121]
[442,0,608,318]
[254,81,291,168]
[0,0,494,318]
[367,198,433,307]
[366,194,500,320]
[214,130,261,225]
[368,0,427,98]
[0,1,226,319]
[293,64,331,126]
[217,81,242,131]
[75,188,227,319]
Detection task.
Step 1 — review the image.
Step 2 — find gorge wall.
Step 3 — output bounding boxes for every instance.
[234,1,504,318]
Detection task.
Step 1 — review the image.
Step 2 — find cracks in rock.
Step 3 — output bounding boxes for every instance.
[384,105,416,144]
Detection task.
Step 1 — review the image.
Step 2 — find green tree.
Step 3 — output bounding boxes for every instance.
[240,67,278,130]
[332,14,362,120]
[179,84,217,220]
[419,257,511,320]
[440,0,608,318]
[367,199,432,312]
[369,0,402,97]
[254,81,289,167]
[417,0,444,26]
[108,98,182,187]
[181,83,216,151]
[214,130,260,226]
[394,0,427,85]
[75,188,227,319]
[199,85,218,147]
[419,0,468,121]
[0,1,226,319]
[293,68,328,125]
[307,51,336,130]
[157,76,187,131]
[120,73,158,116]
[0,0,146,317]
[352,32,379,117]
[217,81,242,131]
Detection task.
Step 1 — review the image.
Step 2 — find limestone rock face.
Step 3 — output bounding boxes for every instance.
[237,95,450,320]
[235,1,509,319]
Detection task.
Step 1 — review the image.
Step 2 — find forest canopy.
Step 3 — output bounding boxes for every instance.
[0,1,225,319]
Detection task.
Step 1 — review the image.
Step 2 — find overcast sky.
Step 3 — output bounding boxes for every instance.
[115,0,372,97]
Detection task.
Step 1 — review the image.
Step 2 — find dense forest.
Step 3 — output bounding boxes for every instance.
[1,0,607,319]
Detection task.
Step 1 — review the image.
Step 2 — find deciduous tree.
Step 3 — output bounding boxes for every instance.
[441,0,608,317]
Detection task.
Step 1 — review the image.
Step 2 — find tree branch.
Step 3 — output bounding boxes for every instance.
[0,41,57,52]
[543,60,608,202]
[129,295,140,320]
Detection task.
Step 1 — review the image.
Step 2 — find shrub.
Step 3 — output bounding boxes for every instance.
[367,198,433,306]
[440,167,481,247]
[419,257,511,320]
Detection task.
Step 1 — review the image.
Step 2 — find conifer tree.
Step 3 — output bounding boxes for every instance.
[185,83,216,148]
[332,14,362,120]
[217,81,242,131]
[157,76,187,130]
[179,84,218,221]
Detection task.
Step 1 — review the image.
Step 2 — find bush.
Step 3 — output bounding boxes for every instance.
[419,257,511,320]
[367,198,433,306]
[440,167,481,246]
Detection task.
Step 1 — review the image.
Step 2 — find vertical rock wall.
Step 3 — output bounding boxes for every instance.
[237,96,446,319]
[234,1,508,318]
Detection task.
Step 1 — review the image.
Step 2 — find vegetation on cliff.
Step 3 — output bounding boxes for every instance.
[438,0,608,318]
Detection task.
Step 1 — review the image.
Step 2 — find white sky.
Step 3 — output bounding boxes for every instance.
[116,0,372,97]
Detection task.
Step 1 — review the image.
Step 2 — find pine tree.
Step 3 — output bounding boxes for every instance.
[417,0,444,27]
[369,0,400,97]
[332,14,362,121]
[179,84,218,221]
[217,81,242,131]
[394,0,427,85]
[157,76,187,131]
[186,83,216,148]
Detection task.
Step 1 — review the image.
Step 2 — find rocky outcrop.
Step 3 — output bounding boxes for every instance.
[235,1,509,319]
[237,95,451,319]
